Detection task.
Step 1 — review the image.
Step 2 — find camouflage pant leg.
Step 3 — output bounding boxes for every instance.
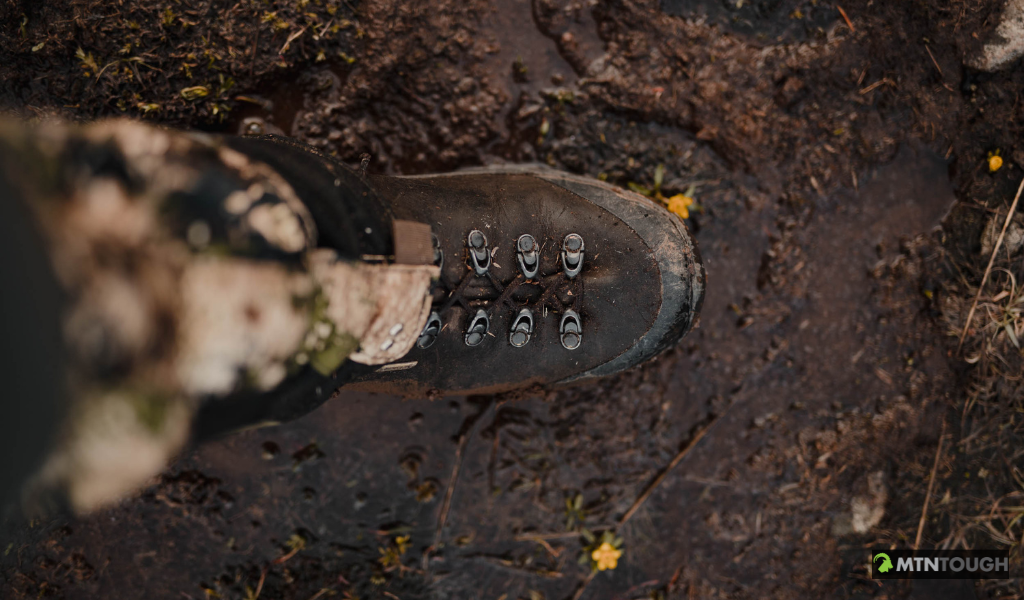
[0,119,435,513]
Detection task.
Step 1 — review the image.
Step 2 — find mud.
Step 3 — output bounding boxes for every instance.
[2,0,1023,598]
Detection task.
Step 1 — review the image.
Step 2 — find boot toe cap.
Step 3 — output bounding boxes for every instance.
[535,172,706,382]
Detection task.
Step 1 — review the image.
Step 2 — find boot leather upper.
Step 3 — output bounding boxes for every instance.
[346,172,664,396]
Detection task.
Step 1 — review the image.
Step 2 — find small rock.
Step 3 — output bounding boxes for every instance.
[967,0,1024,72]
[261,441,280,460]
[980,213,1024,257]
[832,471,887,536]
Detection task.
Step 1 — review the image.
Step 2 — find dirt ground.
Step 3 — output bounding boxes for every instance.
[3,0,1024,598]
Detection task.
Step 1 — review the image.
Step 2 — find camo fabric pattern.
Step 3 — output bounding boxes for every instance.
[0,119,433,513]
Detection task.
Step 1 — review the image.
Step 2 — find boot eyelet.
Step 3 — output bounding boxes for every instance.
[467,230,491,275]
[516,234,540,279]
[509,308,534,347]
[560,309,582,350]
[561,233,584,278]
[417,311,442,349]
[465,309,490,346]
[432,233,444,271]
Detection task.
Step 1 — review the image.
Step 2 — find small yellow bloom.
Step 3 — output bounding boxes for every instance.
[666,194,694,219]
[591,542,622,571]
[990,155,1004,172]
[395,535,411,554]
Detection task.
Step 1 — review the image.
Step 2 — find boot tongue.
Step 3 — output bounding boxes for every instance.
[392,220,435,265]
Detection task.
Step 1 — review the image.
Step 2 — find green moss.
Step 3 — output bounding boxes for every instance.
[130,392,173,434]
[161,7,176,27]
[309,331,358,375]
[294,287,361,375]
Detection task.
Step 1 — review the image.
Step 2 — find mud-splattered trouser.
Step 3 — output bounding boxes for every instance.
[0,119,438,514]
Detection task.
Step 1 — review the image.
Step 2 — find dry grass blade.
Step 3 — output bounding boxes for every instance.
[571,571,598,600]
[859,78,895,94]
[424,430,469,572]
[514,531,597,541]
[837,5,855,32]
[915,420,946,550]
[249,568,266,600]
[279,26,307,54]
[619,410,728,525]
[924,44,943,78]
[958,175,1024,351]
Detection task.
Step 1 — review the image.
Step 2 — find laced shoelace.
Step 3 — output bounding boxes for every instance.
[416,230,585,350]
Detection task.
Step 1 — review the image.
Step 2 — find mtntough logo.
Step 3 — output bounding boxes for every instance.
[871,549,1009,580]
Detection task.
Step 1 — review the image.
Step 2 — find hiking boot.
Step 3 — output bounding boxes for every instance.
[344,164,706,396]
[209,134,703,406]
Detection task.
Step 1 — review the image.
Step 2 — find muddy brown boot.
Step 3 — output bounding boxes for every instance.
[342,164,706,396]
[206,136,704,408]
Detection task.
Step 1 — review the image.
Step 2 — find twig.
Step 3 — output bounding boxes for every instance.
[279,26,307,55]
[316,19,334,39]
[478,556,564,578]
[498,534,571,559]
[667,565,683,593]
[859,78,896,95]
[514,535,574,558]
[307,589,331,600]
[958,175,1024,351]
[915,420,947,550]
[837,5,855,32]
[435,432,466,533]
[622,580,662,597]
[960,201,1000,215]
[424,431,470,571]
[619,410,728,525]
[571,571,597,600]
[514,531,607,542]
[531,537,563,559]
[253,568,266,600]
[273,546,300,564]
[924,44,943,78]
[92,60,118,84]
[421,401,494,574]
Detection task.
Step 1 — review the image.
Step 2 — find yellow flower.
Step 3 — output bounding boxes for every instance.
[591,542,622,571]
[990,154,1004,173]
[395,535,411,554]
[666,194,694,219]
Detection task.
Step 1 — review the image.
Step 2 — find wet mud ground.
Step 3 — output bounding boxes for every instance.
[4,0,1024,597]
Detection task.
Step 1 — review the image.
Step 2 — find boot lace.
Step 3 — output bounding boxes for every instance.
[416,230,585,350]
